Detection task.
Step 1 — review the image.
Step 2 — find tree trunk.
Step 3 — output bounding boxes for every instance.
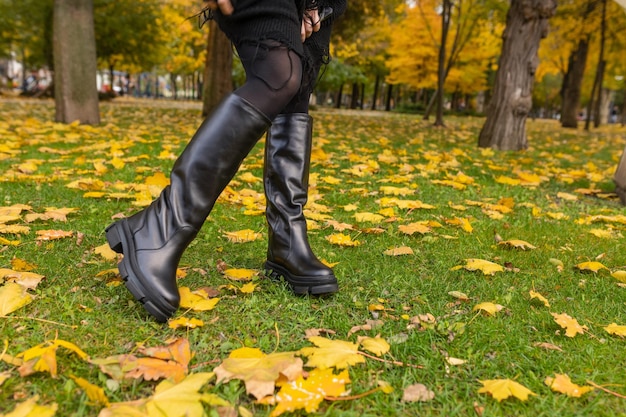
[560,38,589,128]
[591,0,607,129]
[478,0,556,150]
[53,0,99,124]
[385,84,393,111]
[435,0,452,127]
[336,84,344,109]
[371,74,380,110]
[202,20,233,117]
[349,82,359,109]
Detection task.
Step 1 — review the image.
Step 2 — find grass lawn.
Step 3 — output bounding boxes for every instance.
[1,97,625,416]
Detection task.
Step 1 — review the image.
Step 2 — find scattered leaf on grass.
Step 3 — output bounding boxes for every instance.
[325,233,361,247]
[472,302,504,316]
[402,383,435,402]
[223,229,262,243]
[17,339,89,378]
[498,239,536,250]
[478,379,536,402]
[529,290,550,307]
[544,374,594,397]
[551,312,588,337]
[214,347,303,400]
[299,336,365,369]
[383,246,414,256]
[35,230,74,240]
[455,259,504,276]
[575,261,608,273]
[259,368,350,417]
[357,336,390,356]
[2,395,58,417]
[168,317,205,329]
[0,282,34,316]
[95,243,118,261]
[71,375,110,406]
[222,268,257,281]
[604,323,626,337]
[610,270,626,283]
[179,287,219,311]
[99,372,219,417]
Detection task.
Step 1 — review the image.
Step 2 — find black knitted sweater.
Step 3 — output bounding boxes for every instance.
[215,0,347,63]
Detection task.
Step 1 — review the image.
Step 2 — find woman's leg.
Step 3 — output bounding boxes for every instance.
[262,53,339,295]
[106,40,305,321]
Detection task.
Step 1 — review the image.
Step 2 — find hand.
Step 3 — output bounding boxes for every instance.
[205,0,234,15]
[301,8,321,41]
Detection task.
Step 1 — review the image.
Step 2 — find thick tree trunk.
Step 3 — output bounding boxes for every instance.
[560,38,589,128]
[350,82,359,109]
[202,20,233,118]
[478,0,556,150]
[53,0,99,124]
[336,84,343,109]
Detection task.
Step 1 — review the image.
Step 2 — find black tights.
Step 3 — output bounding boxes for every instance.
[233,41,321,120]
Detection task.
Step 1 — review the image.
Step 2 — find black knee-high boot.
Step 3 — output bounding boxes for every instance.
[263,113,339,295]
[106,95,270,322]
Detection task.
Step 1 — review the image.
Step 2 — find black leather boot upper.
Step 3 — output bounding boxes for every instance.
[107,95,270,321]
[264,113,338,294]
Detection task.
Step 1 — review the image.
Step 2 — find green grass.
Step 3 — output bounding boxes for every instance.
[1,97,626,416]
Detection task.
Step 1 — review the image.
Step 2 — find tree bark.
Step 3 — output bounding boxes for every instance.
[371,74,380,110]
[202,20,232,118]
[435,0,452,127]
[478,0,556,150]
[591,0,607,129]
[560,38,589,128]
[53,0,99,124]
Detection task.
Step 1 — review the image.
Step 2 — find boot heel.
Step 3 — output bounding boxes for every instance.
[105,222,124,253]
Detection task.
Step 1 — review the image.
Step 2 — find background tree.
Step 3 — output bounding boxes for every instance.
[202,19,232,116]
[478,0,557,151]
[93,0,168,92]
[53,0,99,124]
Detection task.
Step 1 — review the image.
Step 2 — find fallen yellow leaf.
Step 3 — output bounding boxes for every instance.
[544,374,593,397]
[478,378,536,402]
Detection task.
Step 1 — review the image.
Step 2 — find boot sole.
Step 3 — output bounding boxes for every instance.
[264,261,339,295]
[105,220,177,323]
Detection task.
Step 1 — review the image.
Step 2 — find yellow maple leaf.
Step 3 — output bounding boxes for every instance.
[179,287,219,311]
[298,336,365,369]
[222,268,257,281]
[325,233,361,247]
[357,336,390,356]
[588,229,614,239]
[261,368,350,417]
[239,282,258,294]
[99,372,219,417]
[551,312,588,337]
[95,243,118,261]
[498,240,536,250]
[544,374,593,397]
[223,229,262,243]
[35,230,74,241]
[0,224,30,234]
[446,217,473,233]
[17,339,89,378]
[2,395,58,417]
[70,375,110,406]
[168,317,204,329]
[478,379,536,402]
[575,261,608,273]
[214,348,303,400]
[398,223,431,235]
[529,290,550,307]
[0,282,34,316]
[460,259,504,276]
[472,302,504,316]
[383,246,414,256]
[604,323,626,337]
[354,212,384,223]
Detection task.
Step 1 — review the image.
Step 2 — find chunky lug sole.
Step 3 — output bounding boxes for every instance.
[105,220,177,323]
[264,260,339,295]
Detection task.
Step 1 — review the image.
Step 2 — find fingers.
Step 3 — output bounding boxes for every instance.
[301,9,321,42]
[206,0,234,15]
